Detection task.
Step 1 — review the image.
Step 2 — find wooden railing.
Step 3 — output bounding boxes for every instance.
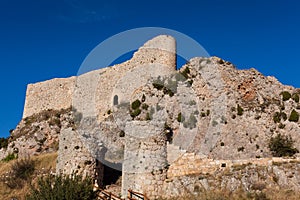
[95,186,148,200]
[97,188,122,200]
[128,189,148,200]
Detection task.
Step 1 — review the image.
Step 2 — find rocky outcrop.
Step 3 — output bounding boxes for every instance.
[0,108,74,160]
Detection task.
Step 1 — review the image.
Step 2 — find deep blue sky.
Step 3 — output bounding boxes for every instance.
[0,0,299,138]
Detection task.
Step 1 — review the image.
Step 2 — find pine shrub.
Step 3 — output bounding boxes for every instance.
[269,134,299,157]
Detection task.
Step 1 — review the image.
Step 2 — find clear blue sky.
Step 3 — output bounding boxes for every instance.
[0,0,299,138]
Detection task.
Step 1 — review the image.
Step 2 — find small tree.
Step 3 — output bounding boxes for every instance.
[269,134,299,157]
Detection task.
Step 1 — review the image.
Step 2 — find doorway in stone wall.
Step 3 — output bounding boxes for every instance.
[102,162,122,188]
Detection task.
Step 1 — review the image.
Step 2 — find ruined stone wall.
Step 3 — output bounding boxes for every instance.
[74,35,176,122]
[122,121,168,199]
[54,35,176,192]
[167,152,300,178]
[162,153,300,199]
[23,77,76,118]
[23,35,176,122]
[56,128,103,185]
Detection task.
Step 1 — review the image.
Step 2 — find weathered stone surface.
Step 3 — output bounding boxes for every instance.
[3,35,300,199]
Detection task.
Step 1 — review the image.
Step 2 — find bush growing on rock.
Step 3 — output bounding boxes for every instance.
[130,108,141,118]
[177,112,184,122]
[131,99,141,110]
[289,109,299,122]
[280,91,291,101]
[268,134,299,157]
[292,93,299,103]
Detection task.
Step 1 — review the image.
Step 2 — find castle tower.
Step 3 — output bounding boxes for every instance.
[111,35,176,110]
[122,121,168,199]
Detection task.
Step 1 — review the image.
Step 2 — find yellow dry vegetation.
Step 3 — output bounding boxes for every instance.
[0,153,57,200]
[163,188,300,200]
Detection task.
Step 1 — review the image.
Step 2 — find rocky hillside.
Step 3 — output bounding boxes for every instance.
[117,56,300,160]
[0,108,74,160]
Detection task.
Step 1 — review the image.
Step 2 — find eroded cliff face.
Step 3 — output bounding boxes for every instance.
[1,35,300,199]
[128,56,300,160]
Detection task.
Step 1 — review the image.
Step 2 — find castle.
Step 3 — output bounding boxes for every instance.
[16,35,300,199]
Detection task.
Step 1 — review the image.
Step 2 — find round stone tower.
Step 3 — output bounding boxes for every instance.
[122,121,168,199]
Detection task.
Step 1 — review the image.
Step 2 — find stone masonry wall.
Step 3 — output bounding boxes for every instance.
[162,153,300,199]
[23,77,76,118]
[122,121,168,199]
[56,128,103,186]
[24,35,176,122]
[167,152,300,178]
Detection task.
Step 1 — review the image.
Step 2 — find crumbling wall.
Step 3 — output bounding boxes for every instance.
[122,121,168,199]
[23,77,76,118]
[56,128,103,185]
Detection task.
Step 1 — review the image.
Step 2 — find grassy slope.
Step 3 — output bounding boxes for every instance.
[0,153,57,200]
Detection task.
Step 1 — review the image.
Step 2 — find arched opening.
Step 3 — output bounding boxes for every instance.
[113,95,118,106]
[103,164,122,187]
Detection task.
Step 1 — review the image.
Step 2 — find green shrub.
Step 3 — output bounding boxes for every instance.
[141,103,149,110]
[292,93,299,103]
[177,112,184,122]
[280,91,291,101]
[26,174,97,200]
[0,137,9,149]
[237,104,244,116]
[131,99,141,110]
[269,134,299,157]
[2,153,17,162]
[130,108,141,118]
[289,109,299,122]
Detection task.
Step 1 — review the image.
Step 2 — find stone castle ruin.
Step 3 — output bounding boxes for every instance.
[23,35,178,198]
[16,35,300,199]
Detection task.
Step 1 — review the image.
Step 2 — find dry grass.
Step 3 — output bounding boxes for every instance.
[162,188,300,200]
[0,152,57,200]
